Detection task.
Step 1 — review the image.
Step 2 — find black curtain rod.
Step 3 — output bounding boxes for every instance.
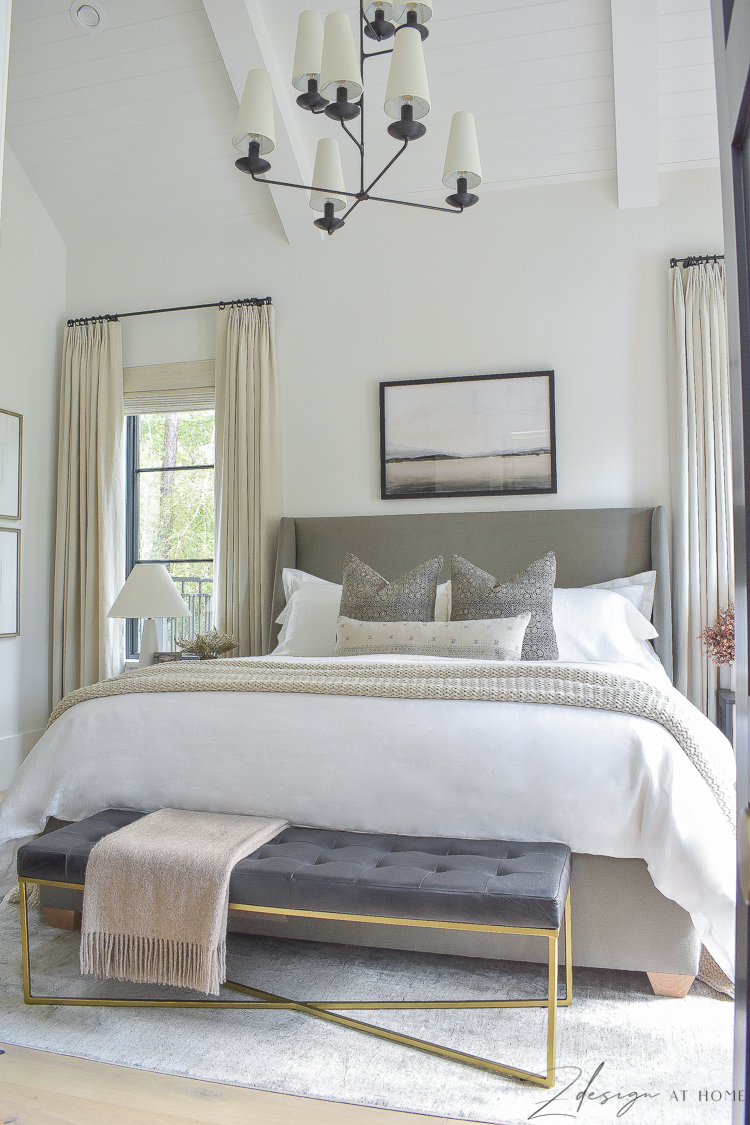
[67,296,272,328]
[669,254,725,268]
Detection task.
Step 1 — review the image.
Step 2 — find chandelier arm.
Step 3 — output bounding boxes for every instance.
[367,193,465,214]
[364,139,409,194]
[339,197,365,223]
[362,48,393,60]
[250,172,362,200]
[340,118,364,156]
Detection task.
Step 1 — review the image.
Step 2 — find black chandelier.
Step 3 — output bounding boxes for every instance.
[232,2,482,235]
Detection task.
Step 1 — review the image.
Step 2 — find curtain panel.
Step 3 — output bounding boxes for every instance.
[670,261,733,721]
[52,321,126,704]
[214,303,282,656]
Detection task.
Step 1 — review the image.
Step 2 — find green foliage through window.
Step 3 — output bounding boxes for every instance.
[137,411,215,566]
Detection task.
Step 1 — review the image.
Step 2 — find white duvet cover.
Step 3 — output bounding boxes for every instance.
[0,655,736,978]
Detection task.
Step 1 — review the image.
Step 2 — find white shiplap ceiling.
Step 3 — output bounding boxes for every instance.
[4,0,717,245]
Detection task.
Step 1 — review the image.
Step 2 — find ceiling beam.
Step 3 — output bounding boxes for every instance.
[610,0,659,209]
[202,0,320,246]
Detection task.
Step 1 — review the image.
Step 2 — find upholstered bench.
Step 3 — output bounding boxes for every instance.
[17,809,572,1088]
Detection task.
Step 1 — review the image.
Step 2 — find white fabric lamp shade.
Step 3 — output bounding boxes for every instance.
[364,1,393,19]
[384,26,430,119]
[107,563,190,619]
[320,12,363,101]
[392,1,432,23]
[310,138,347,212]
[232,69,276,155]
[292,10,324,91]
[442,111,482,189]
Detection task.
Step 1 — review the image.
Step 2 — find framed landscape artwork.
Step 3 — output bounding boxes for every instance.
[0,408,22,519]
[380,371,557,500]
[0,527,20,637]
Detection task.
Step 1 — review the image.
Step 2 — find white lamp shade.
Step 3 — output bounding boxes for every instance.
[442,111,482,189]
[292,10,324,91]
[107,563,190,619]
[320,12,363,102]
[309,138,347,212]
[364,1,393,19]
[232,69,275,155]
[392,1,432,23]
[384,26,430,120]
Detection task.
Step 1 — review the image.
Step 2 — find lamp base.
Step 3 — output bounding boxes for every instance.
[325,100,361,122]
[235,154,272,175]
[139,618,160,668]
[387,119,426,140]
[364,11,395,39]
[325,86,361,121]
[313,201,345,234]
[445,190,479,209]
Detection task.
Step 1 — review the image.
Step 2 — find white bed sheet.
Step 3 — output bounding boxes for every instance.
[0,655,736,977]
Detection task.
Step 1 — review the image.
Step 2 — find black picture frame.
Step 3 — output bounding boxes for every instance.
[379,370,557,501]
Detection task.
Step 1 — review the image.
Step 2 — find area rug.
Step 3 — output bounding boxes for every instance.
[0,900,734,1124]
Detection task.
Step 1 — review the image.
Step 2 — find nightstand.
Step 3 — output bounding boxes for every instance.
[718,687,735,744]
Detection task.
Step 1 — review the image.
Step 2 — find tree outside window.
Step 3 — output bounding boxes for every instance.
[126,410,215,657]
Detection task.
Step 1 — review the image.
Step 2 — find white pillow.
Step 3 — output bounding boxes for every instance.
[586,570,656,621]
[552,587,660,668]
[334,614,530,661]
[281,567,336,602]
[274,585,342,656]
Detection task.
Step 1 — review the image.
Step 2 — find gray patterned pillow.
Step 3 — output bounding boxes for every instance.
[450,552,558,661]
[340,554,443,622]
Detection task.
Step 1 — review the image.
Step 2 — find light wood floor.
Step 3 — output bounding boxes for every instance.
[0,1043,487,1125]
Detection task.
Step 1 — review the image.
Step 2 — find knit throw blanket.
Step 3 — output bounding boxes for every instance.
[80,808,288,995]
[50,658,736,827]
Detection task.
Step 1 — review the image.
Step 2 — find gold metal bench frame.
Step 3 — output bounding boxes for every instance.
[19,877,572,1089]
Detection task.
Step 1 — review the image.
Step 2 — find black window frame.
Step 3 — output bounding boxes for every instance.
[125,413,215,659]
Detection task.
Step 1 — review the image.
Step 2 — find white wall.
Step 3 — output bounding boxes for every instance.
[0,145,66,788]
[65,168,723,522]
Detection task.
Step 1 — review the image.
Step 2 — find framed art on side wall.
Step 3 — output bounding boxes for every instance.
[0,527,20,637]
[0,408,22,519]
[380,371,557,500]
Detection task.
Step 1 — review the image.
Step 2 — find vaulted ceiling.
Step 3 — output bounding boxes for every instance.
[5,0,717,247]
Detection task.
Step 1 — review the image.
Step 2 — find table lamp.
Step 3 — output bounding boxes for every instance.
[108,563,190,667]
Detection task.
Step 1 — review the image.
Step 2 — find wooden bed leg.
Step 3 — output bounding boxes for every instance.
[646,972,695,998]
[41,907,81,931]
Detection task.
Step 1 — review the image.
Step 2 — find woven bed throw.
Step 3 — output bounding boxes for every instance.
[80,808,288,995]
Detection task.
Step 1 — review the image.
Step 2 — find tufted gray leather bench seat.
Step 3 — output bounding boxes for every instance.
[18,808,573,1089]
[17,808,571,931]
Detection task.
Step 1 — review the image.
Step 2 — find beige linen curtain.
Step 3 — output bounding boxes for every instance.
[52,321,125,703]
[670,261,733,721]
[214,303,282,656]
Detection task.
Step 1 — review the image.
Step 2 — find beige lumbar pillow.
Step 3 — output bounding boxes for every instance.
[334,614,531,660]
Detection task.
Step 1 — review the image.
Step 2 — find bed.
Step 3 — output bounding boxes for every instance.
[0,506,736,985]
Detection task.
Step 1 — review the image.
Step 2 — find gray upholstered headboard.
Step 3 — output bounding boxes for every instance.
[271,507,673,680]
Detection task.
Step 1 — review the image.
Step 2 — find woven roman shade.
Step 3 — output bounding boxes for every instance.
[123,359,215,414]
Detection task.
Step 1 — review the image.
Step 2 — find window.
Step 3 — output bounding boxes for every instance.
[125,410,215,659]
